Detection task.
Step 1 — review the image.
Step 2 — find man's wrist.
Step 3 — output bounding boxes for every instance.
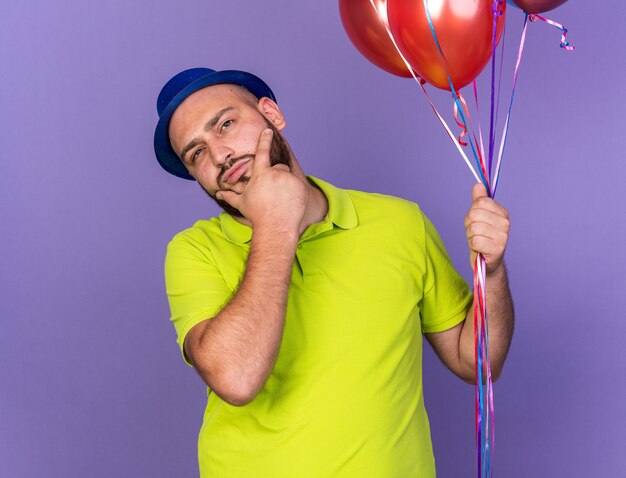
[252,224,300,248]
[486,261,508,283]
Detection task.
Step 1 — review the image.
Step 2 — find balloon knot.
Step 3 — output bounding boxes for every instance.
[529,13,538,22]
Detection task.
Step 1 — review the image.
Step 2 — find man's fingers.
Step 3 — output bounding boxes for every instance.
[470,182,509,219]
[464,208,510,230]
[468,183,509,275]
[470,199,510,221]
[252,128,273,172]
[466,223,509,245]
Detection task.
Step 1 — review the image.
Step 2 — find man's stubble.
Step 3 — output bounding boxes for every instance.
[199,116,293,218]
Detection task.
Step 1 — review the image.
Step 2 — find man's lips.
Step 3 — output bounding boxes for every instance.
[222,158,251,184]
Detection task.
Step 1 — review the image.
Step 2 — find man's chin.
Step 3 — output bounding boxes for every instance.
[198,183,245,218]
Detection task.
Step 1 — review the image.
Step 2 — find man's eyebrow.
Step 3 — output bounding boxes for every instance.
[180,138,201,163]
[206,107,235,131]
[179,107,235,161]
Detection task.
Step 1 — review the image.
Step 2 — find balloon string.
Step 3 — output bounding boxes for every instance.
[471,81,487,162]
[473,256,484,478]
[492,13,529,197]
[480,285,487,478]
[418,83,483,185]
[487,0,504,181]
[529,13,575,50]
[367,0,482,185]
[472,265,481,477]
[480,255,494,477]
[454,92,490,190]
[492,11,575,197]
[474,254,494,478]
[494,15,506,157]
[421,0,490,193]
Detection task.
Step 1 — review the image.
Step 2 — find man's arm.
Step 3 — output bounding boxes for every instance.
[184,226,298,406]
[425,183,514,383]
[184,129,309,406]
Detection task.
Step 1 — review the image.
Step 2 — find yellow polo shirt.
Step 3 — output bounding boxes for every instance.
[165,176,472,478]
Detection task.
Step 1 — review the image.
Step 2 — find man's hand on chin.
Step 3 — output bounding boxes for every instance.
[217,129,309,236]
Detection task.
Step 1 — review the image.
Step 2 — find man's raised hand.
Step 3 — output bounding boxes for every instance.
[217,129,308,235]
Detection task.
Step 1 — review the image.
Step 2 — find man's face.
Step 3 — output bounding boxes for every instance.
[168,84,292,218]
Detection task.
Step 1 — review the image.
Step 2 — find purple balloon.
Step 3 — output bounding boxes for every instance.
[511,0,568,14]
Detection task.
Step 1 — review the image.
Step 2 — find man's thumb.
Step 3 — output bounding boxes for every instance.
[472,182,488,202]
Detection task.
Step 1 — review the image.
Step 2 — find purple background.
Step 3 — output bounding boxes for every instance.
[1,1,624,476]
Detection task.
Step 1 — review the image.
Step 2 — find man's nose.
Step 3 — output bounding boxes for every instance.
[208,143,234,167]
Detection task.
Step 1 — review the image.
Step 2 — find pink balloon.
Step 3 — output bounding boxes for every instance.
[511,0,568,14]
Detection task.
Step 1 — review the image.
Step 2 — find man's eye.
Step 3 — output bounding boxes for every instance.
[191,148,204,162]
[221,119,234,130]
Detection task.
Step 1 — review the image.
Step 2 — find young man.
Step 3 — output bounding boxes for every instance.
[154,68,513,477]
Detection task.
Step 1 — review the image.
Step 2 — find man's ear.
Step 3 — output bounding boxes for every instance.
[257,97,286,131]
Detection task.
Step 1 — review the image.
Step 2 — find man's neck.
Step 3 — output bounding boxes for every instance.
[300,179,329,232]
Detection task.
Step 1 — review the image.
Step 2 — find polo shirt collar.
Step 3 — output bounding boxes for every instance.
[219,175,358,245]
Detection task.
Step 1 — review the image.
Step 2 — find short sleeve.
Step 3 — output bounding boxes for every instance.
[164,232,233,365]
[419,213,473,334]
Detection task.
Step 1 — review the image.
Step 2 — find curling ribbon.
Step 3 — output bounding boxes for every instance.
[453,95,470,147]
[529,13,575,50]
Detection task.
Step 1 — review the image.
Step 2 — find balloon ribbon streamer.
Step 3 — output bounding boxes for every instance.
[474,254,494,478]
[529,13,575,50]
